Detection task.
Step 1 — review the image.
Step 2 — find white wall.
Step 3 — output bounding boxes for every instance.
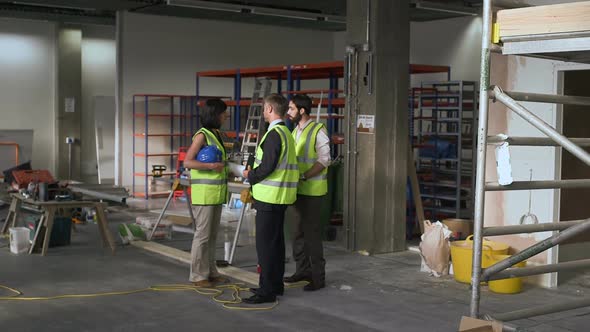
[0,19,116,181]
[0,18,56,173]
[81,25,116,183]
[410,16,481,84]
[120,12,339,187]
[333,31,345,61]
[332,15,482,84]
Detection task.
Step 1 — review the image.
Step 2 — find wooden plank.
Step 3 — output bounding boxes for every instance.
[165,214,193,226]
[1,197,19,234]
[41,207,56,256]
[29,213,45,254]
[148,210,194,226]
[497,2,590,38]
[408,149,425,234]
[131,241,260,286]
[95,204,117,253]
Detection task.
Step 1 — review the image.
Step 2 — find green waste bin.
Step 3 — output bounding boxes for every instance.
[320,159,343,241]
[285,159,344,242]
[26,215,72,247]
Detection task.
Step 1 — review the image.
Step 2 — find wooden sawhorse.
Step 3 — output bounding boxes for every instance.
[1,193,116,256]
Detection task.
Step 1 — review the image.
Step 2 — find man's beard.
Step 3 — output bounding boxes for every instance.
[291,113,302,124]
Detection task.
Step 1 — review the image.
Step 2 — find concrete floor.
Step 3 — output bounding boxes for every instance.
[1,197,589,332]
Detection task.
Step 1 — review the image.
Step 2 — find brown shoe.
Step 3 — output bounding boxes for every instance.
[192,279,214,288]
[209,276,230,284]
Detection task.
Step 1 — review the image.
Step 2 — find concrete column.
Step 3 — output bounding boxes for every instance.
[56,25,82,180]
[344,0,409,253]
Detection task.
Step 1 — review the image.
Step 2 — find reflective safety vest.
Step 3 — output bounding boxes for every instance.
[252,124,298,204]
[190,128,227,205]
[293,122,328,196]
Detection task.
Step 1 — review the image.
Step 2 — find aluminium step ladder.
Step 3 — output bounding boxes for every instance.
[228,77,272,265]
[240,77,272,163]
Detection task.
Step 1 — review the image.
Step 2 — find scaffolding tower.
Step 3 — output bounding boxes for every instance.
[471,0,590,326]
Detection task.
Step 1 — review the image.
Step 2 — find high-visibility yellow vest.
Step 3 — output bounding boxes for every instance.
[190,128,227,205]
[252,124,298,204]
[293,122,328,196]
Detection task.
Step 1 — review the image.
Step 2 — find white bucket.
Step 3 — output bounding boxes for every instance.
[9,227,31,255]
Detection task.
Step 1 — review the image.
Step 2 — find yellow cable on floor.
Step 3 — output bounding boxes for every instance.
[0,281,308,311]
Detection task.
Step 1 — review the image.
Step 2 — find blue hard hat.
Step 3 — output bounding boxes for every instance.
[196,145,222,163]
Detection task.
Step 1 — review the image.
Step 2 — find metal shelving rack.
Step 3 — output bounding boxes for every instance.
[413,81,477,220]
[196,61,452,236]
[132,94,197,199]
[196,61,346,157]
[196,61,453,158]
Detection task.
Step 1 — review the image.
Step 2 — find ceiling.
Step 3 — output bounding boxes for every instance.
[0,1,490,30]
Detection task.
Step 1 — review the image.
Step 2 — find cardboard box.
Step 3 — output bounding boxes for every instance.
[458,317,503,332]
[443,218,473,240]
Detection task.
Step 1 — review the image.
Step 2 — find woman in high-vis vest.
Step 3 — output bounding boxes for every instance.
[183,99,229,288]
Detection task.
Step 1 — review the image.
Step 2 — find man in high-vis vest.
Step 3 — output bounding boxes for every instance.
[184,99,229,288]
[242,94,298,304]
[285,94,330,291]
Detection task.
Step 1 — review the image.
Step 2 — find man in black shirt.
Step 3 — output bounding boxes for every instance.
[242,94,298,304]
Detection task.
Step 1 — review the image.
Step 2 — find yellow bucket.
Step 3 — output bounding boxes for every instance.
[488,254,526,294]
[450,235,509,284]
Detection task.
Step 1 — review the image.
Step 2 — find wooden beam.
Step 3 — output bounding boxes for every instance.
[408,149,425,234]
[131,241,260,286]
[497,2,590,38]
[164,214,194,226]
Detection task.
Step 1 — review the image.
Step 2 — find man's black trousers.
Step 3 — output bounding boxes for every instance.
[254,201,287,297]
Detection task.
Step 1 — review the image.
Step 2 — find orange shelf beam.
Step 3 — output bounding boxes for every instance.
[282,89,343,95]
[133,134,192,137]
[218,100,252,107]
[312,97,345,107]
[224,131,258,139]
[410,64,451,74]
[133,93,195,98]
[134,191,171,198]
[134,153,179,157]
[133,113,196,118]
[197,61,450,80]
[222,97,345,108]
[197,61,344,79]
[134,172,176,177]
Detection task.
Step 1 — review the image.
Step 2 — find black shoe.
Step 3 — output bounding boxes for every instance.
[303,282,325,292]
[249,288,283,296]
[283,274,311,283]
[242,294,276,304]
